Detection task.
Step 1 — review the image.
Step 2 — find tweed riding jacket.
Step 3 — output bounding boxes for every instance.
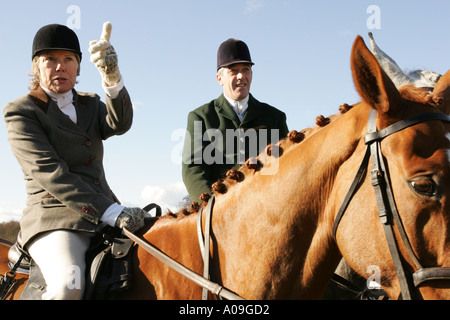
[3,86,132,247]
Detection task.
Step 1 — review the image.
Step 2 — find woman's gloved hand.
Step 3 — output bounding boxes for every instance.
[115,207,147,233]
[89,21,121,86]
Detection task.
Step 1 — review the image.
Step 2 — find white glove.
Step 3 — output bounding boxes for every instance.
[115,207,147,233]
[89,21,121,86]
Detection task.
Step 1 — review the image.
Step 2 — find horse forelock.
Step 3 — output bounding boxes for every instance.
[398,84,435,106]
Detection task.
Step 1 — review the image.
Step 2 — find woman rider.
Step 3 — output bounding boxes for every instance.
[3,22,147,299]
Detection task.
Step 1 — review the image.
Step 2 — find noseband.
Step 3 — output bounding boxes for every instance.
[333,109,450,299]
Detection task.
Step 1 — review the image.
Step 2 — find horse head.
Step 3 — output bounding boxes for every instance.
[336,36,450,299]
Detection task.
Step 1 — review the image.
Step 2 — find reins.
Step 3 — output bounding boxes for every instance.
[123,196,244,300]
[333,109,450,299]
[123,226,243,300]
[197,194,215,300]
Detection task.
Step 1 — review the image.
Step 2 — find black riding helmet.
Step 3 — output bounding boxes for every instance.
[217,38,254,71]
[32,24,82,61]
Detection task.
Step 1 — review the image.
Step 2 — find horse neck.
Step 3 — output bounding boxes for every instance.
[212,105,370,299]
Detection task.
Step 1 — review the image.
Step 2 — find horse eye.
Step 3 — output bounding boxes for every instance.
[409,178,436,196]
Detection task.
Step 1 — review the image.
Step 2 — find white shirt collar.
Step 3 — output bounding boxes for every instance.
[40,85,77,123]
[224,94,249,121]
[40,85,73,108]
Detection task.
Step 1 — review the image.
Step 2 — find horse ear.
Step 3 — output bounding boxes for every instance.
[432,70,450,115]
[351,35,402,116]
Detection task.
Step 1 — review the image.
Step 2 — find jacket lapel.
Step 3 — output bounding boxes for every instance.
[240,94,259,126]
[28,87,50,113]
[215,94,241,128]
[72,91,94,133]
[29,87,89,138]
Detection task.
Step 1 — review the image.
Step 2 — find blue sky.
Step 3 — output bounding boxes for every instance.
[1,0,450,221]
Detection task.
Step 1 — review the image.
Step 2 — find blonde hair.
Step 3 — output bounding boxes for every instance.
[29,52,81,90]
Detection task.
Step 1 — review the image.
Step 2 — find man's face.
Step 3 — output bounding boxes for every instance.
[217,63,252,101]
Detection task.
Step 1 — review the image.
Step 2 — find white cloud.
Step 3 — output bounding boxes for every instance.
[140,181,189,215]
[245,0,264,14]
[0,182,190,223]
[132,101,144,110]
[0,206,23,223]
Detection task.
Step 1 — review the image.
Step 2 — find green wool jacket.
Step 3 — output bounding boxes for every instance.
[4,86,133,247]
[182,93,289,202]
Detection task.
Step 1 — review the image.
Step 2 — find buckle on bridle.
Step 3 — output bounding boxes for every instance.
[371,169,383,186]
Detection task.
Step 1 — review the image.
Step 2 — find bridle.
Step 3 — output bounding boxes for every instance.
[333,109,450,299]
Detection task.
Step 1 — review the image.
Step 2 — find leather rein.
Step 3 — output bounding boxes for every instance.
[333,109,450,299]
[123,198,244,300]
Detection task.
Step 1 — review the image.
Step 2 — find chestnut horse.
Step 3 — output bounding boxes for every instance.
[0,239,27,299]
[2,35,450,299]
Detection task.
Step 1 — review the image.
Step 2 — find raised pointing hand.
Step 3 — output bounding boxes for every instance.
[89,21,121,86]
[89,21,112,58]
[100,21,112,41]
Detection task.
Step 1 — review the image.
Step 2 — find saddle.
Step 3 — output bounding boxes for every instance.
[3,219,159,299]
[3,227,135,300]
[84,225,136,300]
[2,204,162,300]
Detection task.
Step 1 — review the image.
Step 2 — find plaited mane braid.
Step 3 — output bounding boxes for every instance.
[266,144,283,158]
[315,115,331,127]
[212,181,227,194]
[339,103,353,113]
[287,130,305,143]
[190,201,200,213]
[245,157,263,171]
[180,208,190,216]
[226,169,245,182]
[200,192,211,205]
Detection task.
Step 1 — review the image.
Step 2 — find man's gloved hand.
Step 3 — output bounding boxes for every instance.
[115,207,147,233]
[89,21,121,86]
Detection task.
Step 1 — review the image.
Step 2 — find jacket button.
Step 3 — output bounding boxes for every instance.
[86,161,93,167]
[93,180,100,186]
[82,207,95,215]
[85,140,92,147]
[123,94,131,108]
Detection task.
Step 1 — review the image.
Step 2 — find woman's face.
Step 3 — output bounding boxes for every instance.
[38,50,79,93]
